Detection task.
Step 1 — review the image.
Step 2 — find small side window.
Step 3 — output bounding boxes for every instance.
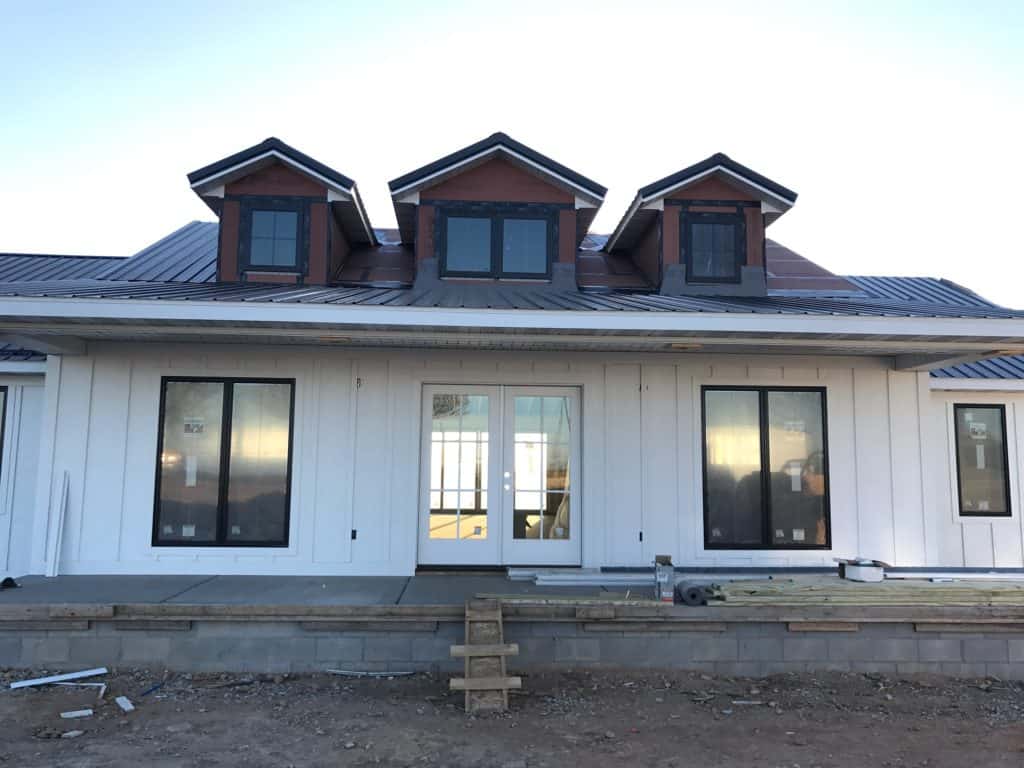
[250,210,299,268]
[683,212,744,283]
[238,198,308,273]
[953,404,1011,517]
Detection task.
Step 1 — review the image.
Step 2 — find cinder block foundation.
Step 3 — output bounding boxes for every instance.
[5,619,1024,678]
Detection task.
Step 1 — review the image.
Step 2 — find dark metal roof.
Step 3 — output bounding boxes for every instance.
[638,152,798,203]
[0,343,44,362]
[187,137,356,190]
[845,274,1024,379]
[0,277,1020,318]
[98,221,219,283]
[0,253,125,282]
[845,275,995,308]
[388,132,607,198]
[931,356,1024,380]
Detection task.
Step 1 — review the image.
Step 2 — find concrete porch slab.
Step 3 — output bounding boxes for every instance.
[0,575,213,604]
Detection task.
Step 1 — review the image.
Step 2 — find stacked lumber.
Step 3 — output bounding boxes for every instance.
[450,599,520,713]
[711,578,1024,607]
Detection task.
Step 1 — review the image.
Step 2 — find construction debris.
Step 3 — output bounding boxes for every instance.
[10,667,108,690]
[61,730,84,739]
[115,696,135,713]
[55,681,107,700]
[327,669,416,678]
[60,709,93,719]
[710,577,1024,606]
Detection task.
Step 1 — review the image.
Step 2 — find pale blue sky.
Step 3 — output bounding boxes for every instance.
[1,1,1022,304]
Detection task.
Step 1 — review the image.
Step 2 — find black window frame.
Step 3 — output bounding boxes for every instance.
[236,196,311,275]
[435,202,558,280]
[952,403,1013,518]
[681,210,746,284]
[701,385,832,550]
[152,376,296,548]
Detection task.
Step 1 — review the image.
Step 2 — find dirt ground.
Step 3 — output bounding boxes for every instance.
[1,668,1023,767]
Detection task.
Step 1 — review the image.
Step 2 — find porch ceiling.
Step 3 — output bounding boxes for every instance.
[1,315,1023,369]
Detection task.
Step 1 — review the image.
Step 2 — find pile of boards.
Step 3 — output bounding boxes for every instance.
[710,578,1024,607]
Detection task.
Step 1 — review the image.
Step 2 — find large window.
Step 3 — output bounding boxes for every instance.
[439,206,555,279]
[953,404,1011,517]
[702,387,830,549]
[238,198,308,273]
[683,212,744,282]
[153,378,295,547]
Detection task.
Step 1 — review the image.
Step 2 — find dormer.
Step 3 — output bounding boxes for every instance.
[606,153,797,297]
[187,138,375,285]
[388,133,606,290]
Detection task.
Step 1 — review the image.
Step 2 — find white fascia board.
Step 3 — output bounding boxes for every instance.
[389,145,604,204]
[929,378,1024,391]
[1,295,1024,342]
[604,194,643,252]
[190,149,354,198]
[639,165,797,209]
[0,361,47,374]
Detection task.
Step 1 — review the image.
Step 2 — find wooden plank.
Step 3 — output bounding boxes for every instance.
[914,623,1024,633]
[576,605,615,620]
[0,620,90,631]
[299,621,438,632]
[583,622,726,633]
[110,620,192,632]
[49,605,114,619]
[450,643,519,657]
[450,676,522,691]
[787,622,860,632]
[465,608,502,621]
[118,604,464,619]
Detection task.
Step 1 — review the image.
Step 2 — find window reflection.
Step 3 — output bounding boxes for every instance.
[704,388,829,548]
[513,396,571,541]
[428,394,489,540]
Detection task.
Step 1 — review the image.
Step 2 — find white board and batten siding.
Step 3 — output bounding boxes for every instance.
[24,342,1024,576]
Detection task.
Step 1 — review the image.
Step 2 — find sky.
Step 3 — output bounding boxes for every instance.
[1,0,1022,305]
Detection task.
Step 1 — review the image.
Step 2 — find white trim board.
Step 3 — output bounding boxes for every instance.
[0,295,1022,341]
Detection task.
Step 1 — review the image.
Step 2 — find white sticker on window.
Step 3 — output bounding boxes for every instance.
[976,444,986,470]
[786,464,802,492]
[968,421,988,440]
[978,500,991,512]
[793,528,806,542]
[775,529,785,539]
[182,524,196,538]
[185,455,198,488]
[231,525,241,535]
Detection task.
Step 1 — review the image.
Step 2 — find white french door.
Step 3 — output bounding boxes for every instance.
[418,385,581,566]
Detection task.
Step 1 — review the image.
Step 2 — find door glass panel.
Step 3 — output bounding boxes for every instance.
[428,394,489,540]
[225,382,292,543]
[155,381,224,544]
[512,396,571,540]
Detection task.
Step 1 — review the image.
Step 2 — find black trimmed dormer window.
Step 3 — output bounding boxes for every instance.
[237,197,310,274]
[437,204,557,279]
[682,211,746,283]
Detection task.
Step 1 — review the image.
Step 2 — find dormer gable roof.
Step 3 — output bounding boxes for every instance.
[187,137,376,245]
[388,132,607,201]
[607,152,798,253]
